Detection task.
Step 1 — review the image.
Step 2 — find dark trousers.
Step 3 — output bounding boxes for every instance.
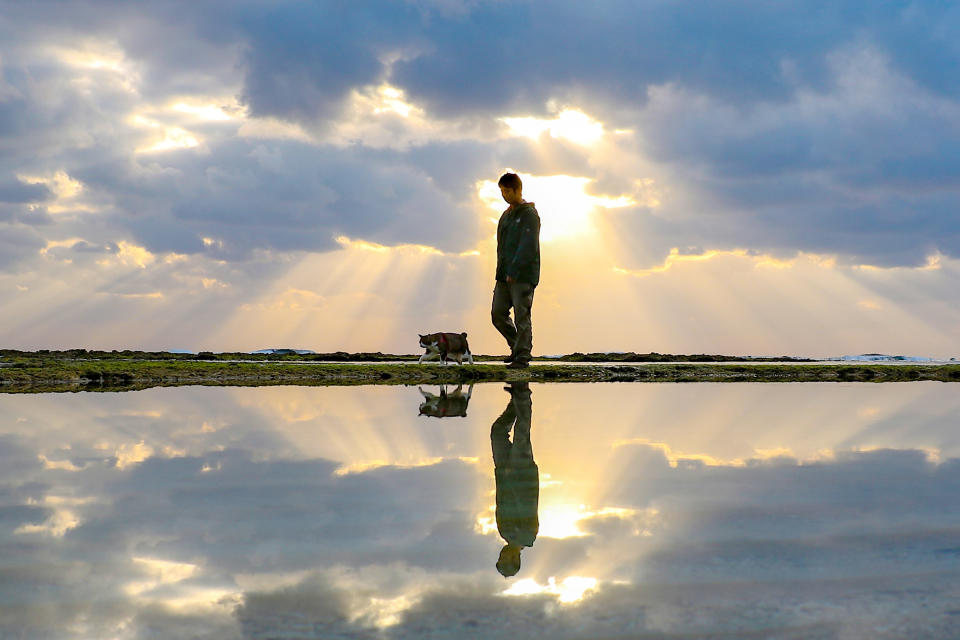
[491,281,535,362]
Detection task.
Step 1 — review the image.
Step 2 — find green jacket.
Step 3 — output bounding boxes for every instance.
[496,202,541,287]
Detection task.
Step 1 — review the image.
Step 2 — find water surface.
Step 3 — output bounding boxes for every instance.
[2,382,959,638]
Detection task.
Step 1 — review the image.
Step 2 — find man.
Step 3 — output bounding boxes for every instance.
[491,382,538,577]
[492,172,541,368]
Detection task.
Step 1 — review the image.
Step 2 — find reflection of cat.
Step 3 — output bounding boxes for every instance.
[418,332,474,365]
[418,384,474,418]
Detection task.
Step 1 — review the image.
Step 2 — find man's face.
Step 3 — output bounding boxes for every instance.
[499,185,522,205]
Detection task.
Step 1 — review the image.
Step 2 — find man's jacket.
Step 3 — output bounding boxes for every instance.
[496,202,541,287]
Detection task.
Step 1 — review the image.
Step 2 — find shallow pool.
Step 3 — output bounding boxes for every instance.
[1,382,959,638]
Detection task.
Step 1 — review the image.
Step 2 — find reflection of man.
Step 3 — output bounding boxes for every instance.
[491,382,539,577]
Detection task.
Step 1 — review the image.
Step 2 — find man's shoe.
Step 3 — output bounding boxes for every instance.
[502,355,515,364]
[506,360,529,369]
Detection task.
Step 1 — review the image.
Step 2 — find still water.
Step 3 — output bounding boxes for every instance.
[1,382,959,639]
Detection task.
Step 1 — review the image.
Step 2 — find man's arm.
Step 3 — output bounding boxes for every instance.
[506,209,540,283]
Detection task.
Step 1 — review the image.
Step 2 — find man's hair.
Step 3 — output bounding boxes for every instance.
[498,172,522,190]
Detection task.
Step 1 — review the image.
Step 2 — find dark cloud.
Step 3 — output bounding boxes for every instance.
[0,504,50,533]
[0,1,244,102]
[61,450,487,575]
[388,1,960,116]
[0,436,44,485]
[610,184,960,269]
[0,204,53,226]
[0,225,45,271]
[224,1,960,266]
[605,445,960,544]
[131,605,239,640]
[87,141,484,257]
[237,3,410,123]
[0,177,51,204]
[237,574,358,637]
[3,0,960,272]
[0,52,141,165]
[600,51,960,266]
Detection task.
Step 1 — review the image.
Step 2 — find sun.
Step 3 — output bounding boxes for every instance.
[478,173,634,242]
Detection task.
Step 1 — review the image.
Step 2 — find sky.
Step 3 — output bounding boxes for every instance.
[2,1,960,357]
[2,383,960,638]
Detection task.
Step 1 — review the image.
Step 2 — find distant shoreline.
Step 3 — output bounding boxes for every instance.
[1,350,959,393]
[1,348,816,363]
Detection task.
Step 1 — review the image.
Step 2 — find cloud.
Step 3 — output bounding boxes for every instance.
[112,140,482,257]
[2,0,960,351]
[0,176,51,204]
[0,226,46,271]
[387,1,960,114]
[237,3,403,124]
[4,385,960,637]
[5,0,959,270]
[604,45,960,267]
[54,451,487,577]
[237,574,357,636]
[215,0,960,266]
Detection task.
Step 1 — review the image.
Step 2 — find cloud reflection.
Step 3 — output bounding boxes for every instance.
[1,383,959,637]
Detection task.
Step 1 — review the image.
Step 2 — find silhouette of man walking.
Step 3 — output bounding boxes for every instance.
[492,172,541,368]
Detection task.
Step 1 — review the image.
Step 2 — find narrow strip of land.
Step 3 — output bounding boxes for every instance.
[2,358,959,393]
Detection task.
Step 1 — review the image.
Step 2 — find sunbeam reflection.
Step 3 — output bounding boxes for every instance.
[2,382,960,638]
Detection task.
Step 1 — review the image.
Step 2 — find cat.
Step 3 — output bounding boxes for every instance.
[418,332,474,365]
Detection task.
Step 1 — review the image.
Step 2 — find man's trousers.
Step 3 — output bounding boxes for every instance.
[491,280,535,363]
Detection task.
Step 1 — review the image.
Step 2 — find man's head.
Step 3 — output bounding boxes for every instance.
[496,543,522,577]
[498,172,523,206]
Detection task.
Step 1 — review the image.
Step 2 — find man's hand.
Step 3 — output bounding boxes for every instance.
[505,276,515,284]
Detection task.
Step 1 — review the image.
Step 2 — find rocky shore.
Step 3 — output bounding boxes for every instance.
[1,350,958,393]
